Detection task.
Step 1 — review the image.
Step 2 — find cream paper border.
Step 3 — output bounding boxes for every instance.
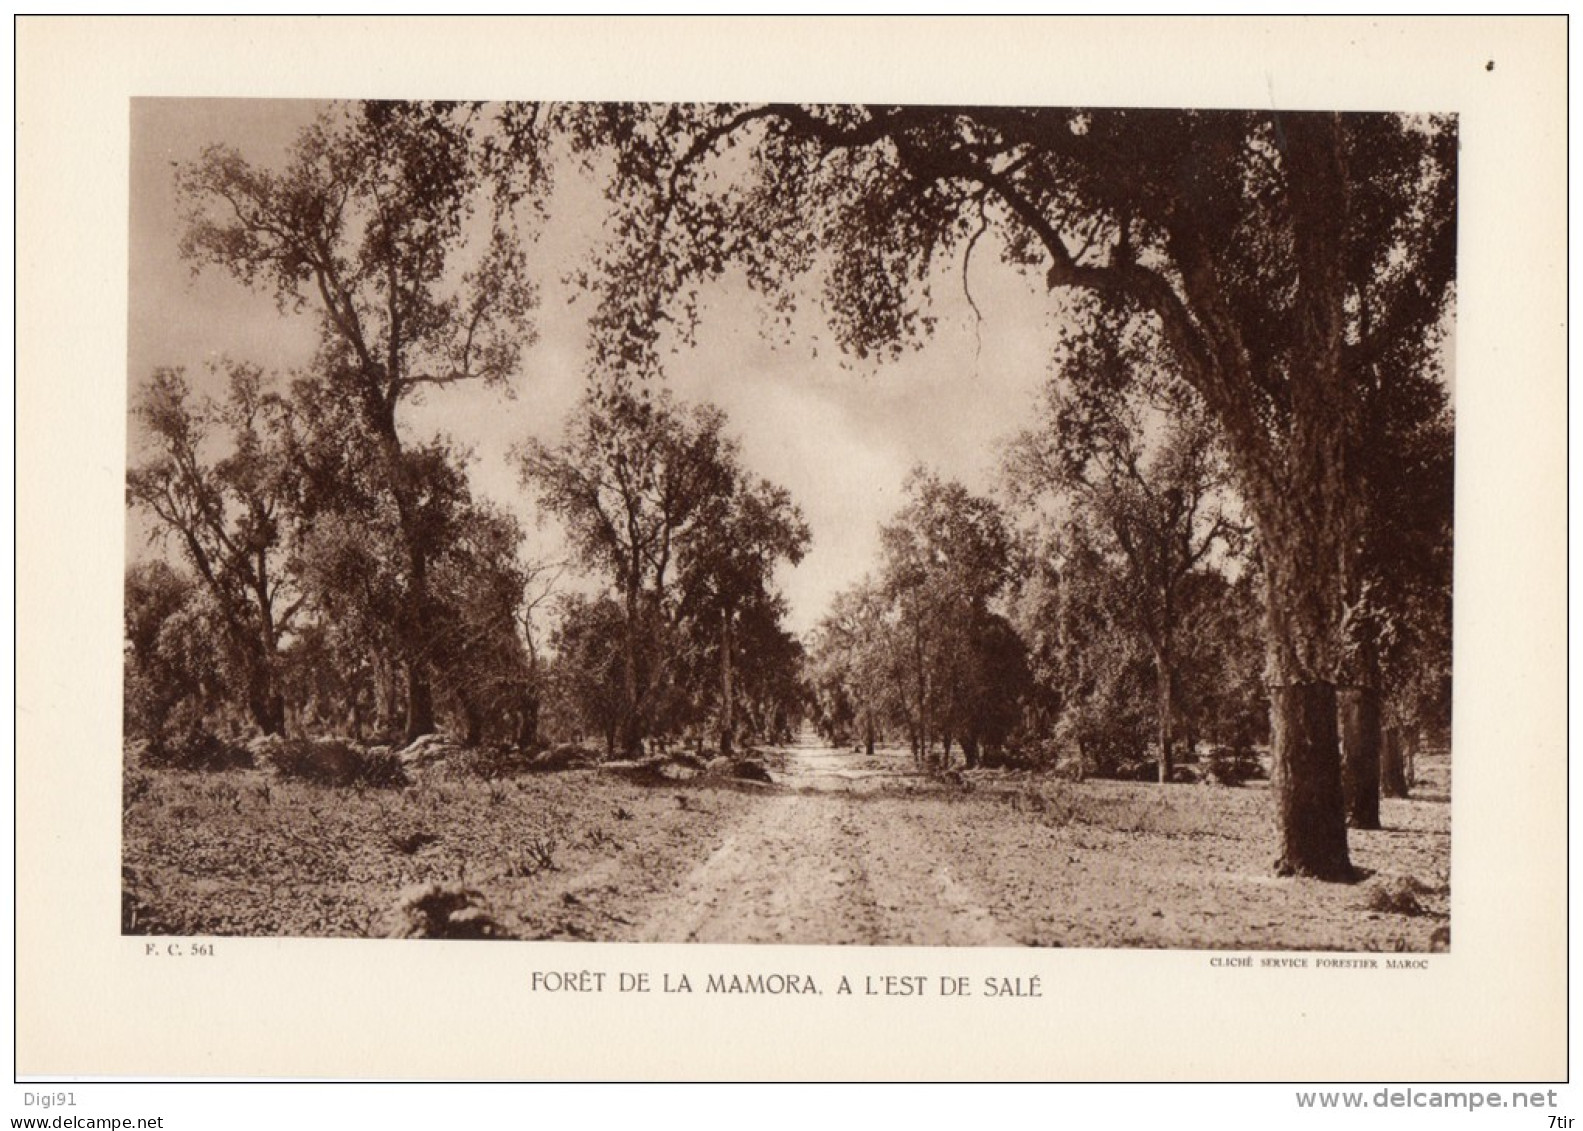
[15,16,1567,1081]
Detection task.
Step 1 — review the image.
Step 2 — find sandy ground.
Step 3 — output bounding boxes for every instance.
[123,735,1450,951]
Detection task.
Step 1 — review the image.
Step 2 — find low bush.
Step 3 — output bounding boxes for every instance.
[506,832,559,878]
[1104,759,1158,783]
[979,742,1058,772]
[528,743,599,773]
[730,759,773,784]
[1366,875,1432,917]
[263,737,407,788]
[1204,745,1262,786]
[429,745,532,781]
[122,769,153,813]
[138,722,253,773]
[381,883,502,939]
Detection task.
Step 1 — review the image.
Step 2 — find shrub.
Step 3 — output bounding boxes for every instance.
[1366,876,1432,917]
[438,745,540,780]
[1204,744,1262,786]
[506,833,559,878]
[731,759,773,783]
[381,883,502,939]
[263,737,407,788]
[1111,759,1159,783]
[527,743,597,773]
[979,738,1059,772]
[139,720,253,773]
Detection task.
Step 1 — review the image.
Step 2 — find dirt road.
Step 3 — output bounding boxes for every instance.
[618,733,1451,951]
[635,735,1015,945]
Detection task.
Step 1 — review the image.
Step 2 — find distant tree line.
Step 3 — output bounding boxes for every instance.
[809,311,1451,786]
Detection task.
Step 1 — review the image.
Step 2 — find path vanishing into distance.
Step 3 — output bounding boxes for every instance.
[635,734,1016,946]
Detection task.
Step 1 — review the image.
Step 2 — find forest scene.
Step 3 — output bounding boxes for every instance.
[122,100,1454,949]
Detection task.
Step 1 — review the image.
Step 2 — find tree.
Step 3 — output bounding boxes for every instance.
[1000,538,1068,763]
[123,560,220,741]
[1340,308,1455,822]
[564,104,1456,879]
[949,609,1032,767]
[720,599,809,745]
[876,470,1018,768]
[1007,335,1240,782]
[426,505,539,747]
[676,476,810,753]
[513,557,570,750]
[178,100,540,742]
[1046,533,1158,778]
[546,593,628,755]
[520,383,737,754]
[809,579,899,755]
[1175,566,1270,760]
[127,364,301,734]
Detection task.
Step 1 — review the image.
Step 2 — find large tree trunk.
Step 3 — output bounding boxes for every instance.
[719,609,734,756]
[619,581,644,756]
[515,689,540,750]
[1259,482,1355,880]
[376,420,438,747]
[1260,540,1355,879]
[265,692,285,736]
[403,664,435,745]
[249,586,286,736]
[371,654,397,738]
[1339,684,1382,829]
[245,691,286,737]
[1256,113,1357,881]
[1154,647,1175,784]
[1381,724,1410,798]
[1270,682,1353,879]
[401,543,436,744]
[244,663,286,737]
[459,693,482,748]
[617,713,644,758]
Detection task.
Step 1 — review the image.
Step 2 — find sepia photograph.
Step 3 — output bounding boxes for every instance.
[17,16,1566,1090]
[121,96,1454,952]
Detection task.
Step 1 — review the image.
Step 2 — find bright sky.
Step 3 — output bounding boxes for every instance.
[127,99,1071,636]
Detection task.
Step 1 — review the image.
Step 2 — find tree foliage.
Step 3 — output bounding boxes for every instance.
[177,100,542,741]
[1006,323,1243,780]
[811,472,1029,769]
[123,560,221,741]
[521,381,807,754]
[127,363,301,734]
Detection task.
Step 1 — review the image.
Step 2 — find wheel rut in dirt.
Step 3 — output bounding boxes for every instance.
[635,737,1015,946]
